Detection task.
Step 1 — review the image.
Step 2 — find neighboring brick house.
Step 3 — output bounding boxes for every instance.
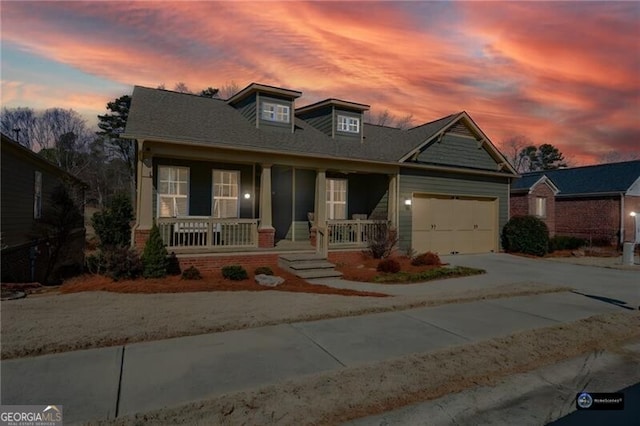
[122,83,518,272]
[1,133,86,283]
[511,161,640,245]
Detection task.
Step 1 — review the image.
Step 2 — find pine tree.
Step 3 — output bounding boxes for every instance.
[141,223,169,278]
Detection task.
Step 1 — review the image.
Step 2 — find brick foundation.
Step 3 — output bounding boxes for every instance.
[177,253,281,273]
[258,228,275,248]
[133,229,151,250]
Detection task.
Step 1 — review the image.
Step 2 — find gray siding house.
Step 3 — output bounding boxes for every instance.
[123,83,517,267]
[1,133,85,283]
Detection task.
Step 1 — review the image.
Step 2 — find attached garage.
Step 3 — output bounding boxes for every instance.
[411,194,498,255]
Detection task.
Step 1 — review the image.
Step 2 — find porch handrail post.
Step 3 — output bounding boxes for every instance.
[206,217,213,248]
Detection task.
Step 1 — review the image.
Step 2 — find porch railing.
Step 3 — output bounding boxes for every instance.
[157,217,258,249]
[327,219,381,246]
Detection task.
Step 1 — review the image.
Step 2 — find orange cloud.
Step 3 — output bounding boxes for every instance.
[1,1,638,165]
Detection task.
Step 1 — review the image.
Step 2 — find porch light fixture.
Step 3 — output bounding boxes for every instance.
[244,192,251,200]
[404,198,412,206]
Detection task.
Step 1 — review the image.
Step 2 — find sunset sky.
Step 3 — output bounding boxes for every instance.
[1,1,638,165]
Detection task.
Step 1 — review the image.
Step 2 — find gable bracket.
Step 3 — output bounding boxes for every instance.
[477,138,486,149]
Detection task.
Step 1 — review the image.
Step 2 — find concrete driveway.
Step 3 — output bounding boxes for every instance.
[312,253,640,309]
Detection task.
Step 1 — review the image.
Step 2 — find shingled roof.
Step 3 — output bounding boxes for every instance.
[512,160,640,196]
[123,86,469,164]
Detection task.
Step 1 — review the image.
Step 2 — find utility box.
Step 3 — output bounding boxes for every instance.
[622,242,635,265]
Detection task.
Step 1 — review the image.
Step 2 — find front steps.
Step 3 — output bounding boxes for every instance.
[278,253,343,279]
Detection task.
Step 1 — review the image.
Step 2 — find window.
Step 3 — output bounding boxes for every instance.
[213,170,239,218]
[534,197,546,217]
[326,178,347,220]
[261,102,290,123]
[158,166,189,217]
[337,115,360,133]
[34,171,42,219]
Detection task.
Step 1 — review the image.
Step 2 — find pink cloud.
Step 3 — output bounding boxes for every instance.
[1,1,638,165]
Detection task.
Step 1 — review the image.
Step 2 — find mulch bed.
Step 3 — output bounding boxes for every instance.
[58,266,389,298]
[335,254,443,283]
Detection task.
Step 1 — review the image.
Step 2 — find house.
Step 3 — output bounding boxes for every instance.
[510,161,640,245]
[122,83,518,271]
[1,133,86,283]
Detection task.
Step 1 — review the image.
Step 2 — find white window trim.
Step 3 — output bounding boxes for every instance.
[34,171,42,219]
[157,166,189,217]
[261,102,290,123]
[327,178,347,220]
[212,169,240,219]
[337,115,360,133]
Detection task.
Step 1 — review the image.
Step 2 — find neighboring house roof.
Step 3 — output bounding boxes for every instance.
[511,160,640,196]
[0,133,86,187]
[511,174,560,194]
[123,86,516,175]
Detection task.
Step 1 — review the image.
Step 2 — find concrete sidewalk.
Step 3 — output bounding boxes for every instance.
[1,290,632,424]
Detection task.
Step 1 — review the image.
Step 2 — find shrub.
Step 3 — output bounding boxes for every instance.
[549,235,586,252]
[366,221,398,259]
[221,265,248,281]
[141,223,169,278]
[377,258,401,273]
[85,252,105,275]
[411,252,441,266]
[102,246,142,281]
[590,236,614,247]
[181,266,202,280]
[91,193,134,248]
[167,252,182,276]
[501,215,549,256]
[254,266,273,276]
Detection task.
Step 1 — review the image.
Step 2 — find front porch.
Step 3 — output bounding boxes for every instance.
[132,140,399,258]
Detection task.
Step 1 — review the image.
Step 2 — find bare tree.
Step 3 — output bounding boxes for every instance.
[600,151,640,164]
[503,135,534,173]
[173,82,191,94]
[0,107,38,149]
[365,109,415,129]
[218,81,241,99]
[395,113,415,130]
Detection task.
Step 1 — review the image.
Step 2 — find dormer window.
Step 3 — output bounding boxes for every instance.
[262,102,290,123]
[337,115,359,133]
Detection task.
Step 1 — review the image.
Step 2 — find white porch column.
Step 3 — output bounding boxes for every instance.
[388,174,398,228]
[259,164,273,230]
[258,164,275,248]
[314,170,328,256]
[132,143,154,248]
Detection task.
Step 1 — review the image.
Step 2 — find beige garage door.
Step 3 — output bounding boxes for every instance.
[412,195,497,255]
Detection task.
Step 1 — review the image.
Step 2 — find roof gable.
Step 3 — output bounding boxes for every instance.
[400,112,517,174]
